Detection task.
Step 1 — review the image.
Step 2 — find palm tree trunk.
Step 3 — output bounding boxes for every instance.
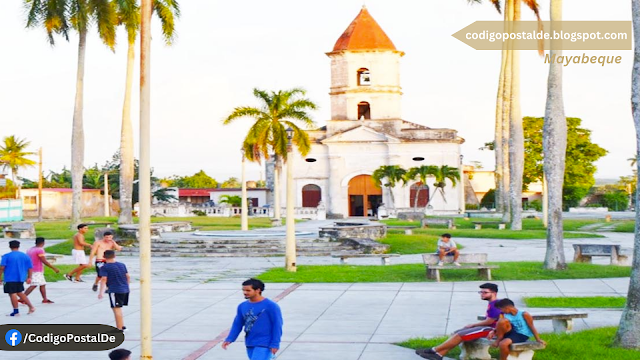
[11,169,19,199]
[543,0,568,270]
[507,0,524,230]
[388,183,396,212]
[274,155,281,220]
[414,186,421,212]
[71,29,87,228]
[118,40,136,225]
[501,1,514,223]
[495,12,509,214]
[613,0,640,348]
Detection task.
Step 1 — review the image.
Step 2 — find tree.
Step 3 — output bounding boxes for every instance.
[221,177,241,188]
[219,195,242,207]
[406,165,437,212]
[223,88,318,219]
[25,0,117,228]
[614,0,640,348]
[427,165,461,209]
[372,165,407,212]
[0,136,36,198]
[115,0,180,225]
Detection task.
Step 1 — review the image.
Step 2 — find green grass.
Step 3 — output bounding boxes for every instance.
[257,261,631,283]
[614,221,635,233]
[379,233,462,254]
[43,265,95,282]
[382,218,604,231]
[397,327,640,360]
[524,296,627,308]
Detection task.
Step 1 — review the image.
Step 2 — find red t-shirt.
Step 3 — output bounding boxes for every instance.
[27,246,45,273]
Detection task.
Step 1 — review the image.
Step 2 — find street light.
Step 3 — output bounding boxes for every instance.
[241,148,249,231]
[285,127,296,272]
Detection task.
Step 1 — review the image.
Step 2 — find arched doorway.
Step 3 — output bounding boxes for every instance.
[409,182,429,208]
[348,175,382,217]
[302,184,321,207]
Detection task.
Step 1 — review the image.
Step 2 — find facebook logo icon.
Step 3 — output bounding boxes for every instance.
[5,329,22,346]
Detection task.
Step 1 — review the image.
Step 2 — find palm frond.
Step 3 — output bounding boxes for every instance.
[153,0,179,45]
[115,0,140,44]
[90,0,117,50]
[222,107,266,124]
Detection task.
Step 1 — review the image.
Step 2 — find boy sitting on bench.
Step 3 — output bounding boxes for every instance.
[491,299,546,360]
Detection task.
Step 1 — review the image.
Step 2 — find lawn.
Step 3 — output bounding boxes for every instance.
[257,261,631,283]
[397,327,640,360]
[379,233,455,254]
[382,218,604,231]
[43,265,95,282]
[614,221,635,233]
[523,296,627,308]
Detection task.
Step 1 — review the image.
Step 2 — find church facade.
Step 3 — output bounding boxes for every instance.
[276,7,464,218]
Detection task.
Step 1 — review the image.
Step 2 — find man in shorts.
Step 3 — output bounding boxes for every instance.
[25,237,60,304]
[89,231,122,292]
[0,240,36,316]
[65,224,92,282]
[417,283,501,360]
[98,250,129,332]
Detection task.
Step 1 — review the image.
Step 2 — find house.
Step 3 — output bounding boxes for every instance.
[20,188,118,219]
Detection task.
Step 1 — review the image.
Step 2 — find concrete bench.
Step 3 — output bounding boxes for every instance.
[478,311,587,333]
[3,222,36,239]
[332,253,400,265]
[422,253,499,282]
[472,221,506,230]
[386,226,418,235]
[421,218,454,229]
[85,221,114,228]
[460,338,545,360]
[45,254,64,264]
[573,243,630,266]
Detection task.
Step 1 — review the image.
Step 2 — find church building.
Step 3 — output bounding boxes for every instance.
[277,6,465,218]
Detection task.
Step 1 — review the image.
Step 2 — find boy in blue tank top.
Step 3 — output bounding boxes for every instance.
[491,299,546,360]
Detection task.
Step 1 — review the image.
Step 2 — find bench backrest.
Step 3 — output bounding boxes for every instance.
[10,222,34,231]
[421,218,453,226]
[423,253,487,265]
[573,244,620,256]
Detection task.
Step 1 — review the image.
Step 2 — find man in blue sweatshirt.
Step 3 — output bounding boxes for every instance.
[222,278,283,360]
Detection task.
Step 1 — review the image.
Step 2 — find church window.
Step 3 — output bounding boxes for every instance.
[302,184,321,207]
[357,68,371,86]
[412,157,425,161]
[305,158,317,163]
[358,101,371,120]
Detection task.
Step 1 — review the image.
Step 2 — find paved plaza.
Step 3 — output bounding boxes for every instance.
[0,221,635,359]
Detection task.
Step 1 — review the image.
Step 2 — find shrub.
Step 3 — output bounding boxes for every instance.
[528,199,542,211]
[192,210,207,216]
[465,204,479,210]
[480,189,495,209]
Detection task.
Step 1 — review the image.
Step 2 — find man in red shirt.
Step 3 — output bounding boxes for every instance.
[25,238,60,304]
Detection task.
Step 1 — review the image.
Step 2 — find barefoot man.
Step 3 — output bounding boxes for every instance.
[89,231,122,292]
[65,224,92,282]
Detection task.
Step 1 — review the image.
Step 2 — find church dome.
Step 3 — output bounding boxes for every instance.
[332,6,397,52]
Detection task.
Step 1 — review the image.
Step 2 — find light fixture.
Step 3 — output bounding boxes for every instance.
[286,127,294,140]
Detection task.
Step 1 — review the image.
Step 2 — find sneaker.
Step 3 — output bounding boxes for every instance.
[436,261,444,266]
[453,262,461,267]
[417,350,442,360]
[415,348,436,356]
[64,274,73,282]
[92,284,98,292]
[74,278,85,283]
[6,312,19,317]
[121,326,128,332]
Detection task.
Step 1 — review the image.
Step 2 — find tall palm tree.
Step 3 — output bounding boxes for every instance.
[426,165,460,209]
[25,0,117,228]
[542,0,567,270]
[372,165,407,212]
[115,0,179,225]
[406,165,438,212]
[0,136,36,199]
[629,155,638,167]
[223,88,318,219]
[614,0,640,348]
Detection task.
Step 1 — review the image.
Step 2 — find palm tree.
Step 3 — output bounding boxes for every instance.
[372,165,407,212]
[219,195,242,207]
[542,0,568,270]
[115,0,179,225]
[614,0,640,348]
[223,88,318,219]
[406,165,438,212]
[628,155,638,167]
[426,165,460,209]
[0,136,36,199]
[25,0,117,228]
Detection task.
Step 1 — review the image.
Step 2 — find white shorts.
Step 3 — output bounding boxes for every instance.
[72,249,88,265]
[31,272,46,286]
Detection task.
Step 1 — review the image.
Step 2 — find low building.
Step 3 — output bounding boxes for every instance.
[20,188,118,219]
[465,168,542,207]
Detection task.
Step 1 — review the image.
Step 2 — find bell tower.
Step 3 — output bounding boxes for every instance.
[326,6,404,122]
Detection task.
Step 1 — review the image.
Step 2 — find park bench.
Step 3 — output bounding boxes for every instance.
[332,253,400,265]
[85,221,114,228]
[572,243,630,266]
[461,338,546,360]
[45,254,64,264]
[477,311,588,333]
[472,221,506,230]
[422,253,498,282]
[3,222,36,239]
[421,218,454,229]
[386,225,418,235]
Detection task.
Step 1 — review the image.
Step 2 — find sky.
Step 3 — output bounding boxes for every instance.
[0,0,634,183]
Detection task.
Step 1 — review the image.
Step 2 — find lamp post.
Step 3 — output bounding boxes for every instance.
[241,149,249,231]
[459,154,464,213]
[285,127,296,272]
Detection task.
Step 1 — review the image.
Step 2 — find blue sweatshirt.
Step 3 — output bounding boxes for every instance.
[225,298,283,349]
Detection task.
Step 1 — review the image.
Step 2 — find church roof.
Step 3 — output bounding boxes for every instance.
[332,6,397,52]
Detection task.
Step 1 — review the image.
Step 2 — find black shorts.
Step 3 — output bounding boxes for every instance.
[3,282,25,294]
[108,293,129,308]
[504,330,530,344]
[95,261,106,277]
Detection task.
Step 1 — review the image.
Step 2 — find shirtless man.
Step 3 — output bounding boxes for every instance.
[89,231,122,292]
[65,224,92,282]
